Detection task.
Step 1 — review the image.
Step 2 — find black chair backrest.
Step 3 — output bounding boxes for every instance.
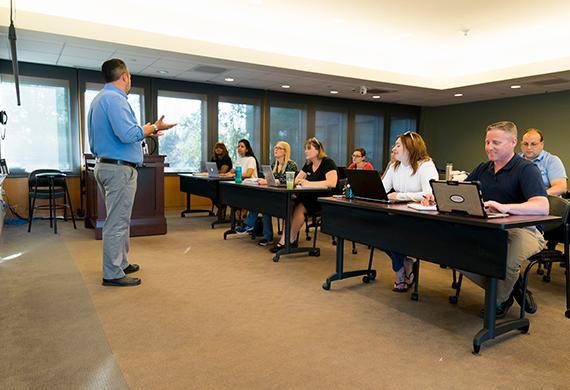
[28,169,66,190]
[544,195,570,243]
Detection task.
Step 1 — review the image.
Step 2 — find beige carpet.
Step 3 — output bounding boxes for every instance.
[2,213,570,389]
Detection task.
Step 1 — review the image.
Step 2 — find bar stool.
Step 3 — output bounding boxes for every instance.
[28,169,77,234]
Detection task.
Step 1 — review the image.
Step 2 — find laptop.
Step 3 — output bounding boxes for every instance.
[205,162,219,178]
[344,169,390,202]
[430,180,508,218]
[261,165,286,187]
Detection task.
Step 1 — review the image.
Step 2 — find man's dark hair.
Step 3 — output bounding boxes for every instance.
[102,59,128,83]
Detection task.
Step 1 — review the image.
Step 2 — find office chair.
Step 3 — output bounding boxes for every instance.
[520,196,570,318]
[28,169,77,234]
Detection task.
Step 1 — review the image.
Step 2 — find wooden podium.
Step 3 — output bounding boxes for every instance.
[84,154,167,240]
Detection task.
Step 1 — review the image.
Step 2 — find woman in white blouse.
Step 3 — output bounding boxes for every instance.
[382,131,439,292]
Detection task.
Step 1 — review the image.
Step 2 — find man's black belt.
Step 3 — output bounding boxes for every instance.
[97,158,138,168]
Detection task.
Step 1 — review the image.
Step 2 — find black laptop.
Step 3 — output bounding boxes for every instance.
[344,169,390,202]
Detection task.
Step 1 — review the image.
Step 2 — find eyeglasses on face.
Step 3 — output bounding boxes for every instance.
[521,142,540,147]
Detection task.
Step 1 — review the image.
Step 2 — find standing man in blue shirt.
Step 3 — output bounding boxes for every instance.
[520,128,567,196]
[88,58,175,287]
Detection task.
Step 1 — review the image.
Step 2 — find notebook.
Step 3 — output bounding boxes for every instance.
[344,169,390,203]
[430,180,508,218]
[261,165,286,187]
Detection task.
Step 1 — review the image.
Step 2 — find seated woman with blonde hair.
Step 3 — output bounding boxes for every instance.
[270,137,338,253]
[236,141,298,246]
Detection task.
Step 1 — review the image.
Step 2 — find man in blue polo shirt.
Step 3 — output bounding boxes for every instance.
[465,121,548,318]
[88,58,175,287]
[520,128,567,196]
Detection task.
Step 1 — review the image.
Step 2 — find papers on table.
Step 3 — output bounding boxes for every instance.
[407,202,437,211]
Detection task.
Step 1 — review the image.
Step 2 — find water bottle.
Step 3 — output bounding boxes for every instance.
[235,164,242,184]
[445,162,453,181]
[345,184,353,199]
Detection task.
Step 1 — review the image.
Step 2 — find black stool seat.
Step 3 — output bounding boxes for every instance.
[28,169,77,234]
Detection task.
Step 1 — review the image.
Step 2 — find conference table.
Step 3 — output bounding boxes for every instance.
[318,196,561,354]
[219,181,331,261]
[179,174,233,228]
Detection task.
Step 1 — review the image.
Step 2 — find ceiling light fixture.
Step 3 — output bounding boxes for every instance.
[372,95,381,99]
[281,84,291,89]
[157,70,168,74]
[224,77,235,82]
[330,90,339,94]
[510,85,521,89]
[454,93,463,97]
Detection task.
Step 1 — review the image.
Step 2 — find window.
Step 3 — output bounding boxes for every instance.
[0,75,75,174]
[218,98,261,162]
[354,114,384,170]
[269,104,307,166]
[389,114,417,150]
[157,91,207,172]
[83,83,144,155]
[315,109,348,166]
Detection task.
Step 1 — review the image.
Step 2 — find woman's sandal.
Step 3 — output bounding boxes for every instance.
[405,271,415,288]
[392,281,409,293]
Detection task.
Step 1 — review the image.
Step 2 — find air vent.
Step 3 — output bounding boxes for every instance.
[531,78,569,86]
[367,88,396,94]
[192,65,227,74]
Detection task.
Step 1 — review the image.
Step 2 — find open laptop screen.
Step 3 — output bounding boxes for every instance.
[430,180,508,218]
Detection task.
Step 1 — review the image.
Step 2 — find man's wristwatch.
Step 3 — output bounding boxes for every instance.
[151,124,158,134]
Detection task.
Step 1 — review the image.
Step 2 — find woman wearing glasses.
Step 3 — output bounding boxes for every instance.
[237,141,298,246]
[271,137,338,253]
[348,148,374,170]
[382,131,438,292]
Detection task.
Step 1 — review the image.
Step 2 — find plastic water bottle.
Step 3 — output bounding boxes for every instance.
[345,184,353,199]
[235,164,242,184]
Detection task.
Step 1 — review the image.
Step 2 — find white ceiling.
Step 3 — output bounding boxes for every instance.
[1,1,570,106]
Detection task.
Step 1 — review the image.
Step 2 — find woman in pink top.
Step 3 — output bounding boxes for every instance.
[347,148,374,170]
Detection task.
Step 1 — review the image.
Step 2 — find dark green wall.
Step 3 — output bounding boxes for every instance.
[420,90,570,173]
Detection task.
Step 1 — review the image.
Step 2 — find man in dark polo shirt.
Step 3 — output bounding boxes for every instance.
[465,121,548,318]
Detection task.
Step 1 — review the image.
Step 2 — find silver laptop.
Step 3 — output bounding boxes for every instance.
[430,180,508,218]
[261,165,285,187]
[205,162,219,178]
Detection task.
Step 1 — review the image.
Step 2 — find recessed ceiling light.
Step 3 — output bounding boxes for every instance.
[454,93,463,97]
[157,70,168,74]
[224,77,235,82]
[372,95,381,99]
[330,90,339,94]
[510,85,521,89]
[281,85,291,89]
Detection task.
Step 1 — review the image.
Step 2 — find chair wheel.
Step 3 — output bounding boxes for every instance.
[521,325,530,334]
[565,310,570,319]
[537,268,544,275]
[411,293,419,301]
[273,255,280,262]
[451,282,458,289]
[309,248,320,257]
[352,248,358,254]
[449,296,458,304]
[363,276,370,283]
[322,282,331,290]
[542,275,551,283]
[306,237,312,241]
